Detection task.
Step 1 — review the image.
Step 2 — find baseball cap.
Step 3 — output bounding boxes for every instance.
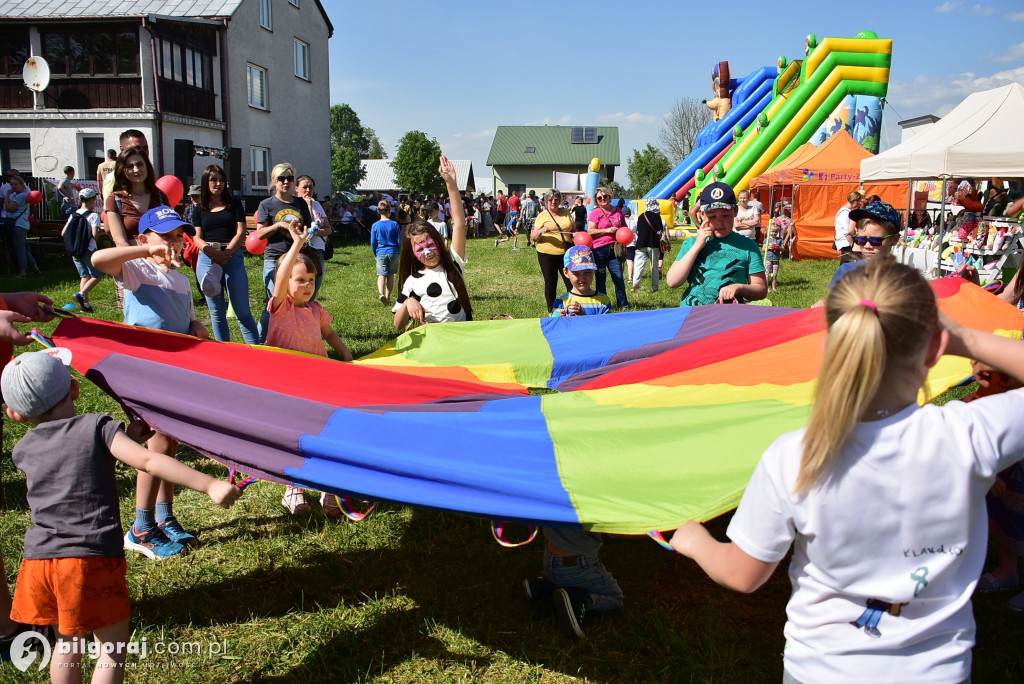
[79,187,98,200]
[563,245,597,271]
[698,182,737,212]
[138,206,196,236]
[1,350,72,418]
[188,184,202,197]
[850,201,903,232]
[199,263,223,297]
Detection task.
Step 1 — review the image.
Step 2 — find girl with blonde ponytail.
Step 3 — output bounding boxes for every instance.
[669,256,1024,682]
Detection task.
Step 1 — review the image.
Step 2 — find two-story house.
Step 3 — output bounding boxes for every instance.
[0,0,333,202]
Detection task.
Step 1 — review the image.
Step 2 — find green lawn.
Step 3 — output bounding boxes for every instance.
[0,238,1016,683]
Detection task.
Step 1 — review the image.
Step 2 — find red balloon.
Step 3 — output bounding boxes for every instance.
[26,190,43,205]
[615,226,633,246]
[28,214,37,226]
[245,231,267,255]
[155,175,184,208]
[573,231,593,248]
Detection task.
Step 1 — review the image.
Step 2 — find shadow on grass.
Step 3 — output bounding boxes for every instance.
[132,508,790,682]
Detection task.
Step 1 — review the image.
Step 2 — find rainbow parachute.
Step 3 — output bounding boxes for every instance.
[52,279,1022,534]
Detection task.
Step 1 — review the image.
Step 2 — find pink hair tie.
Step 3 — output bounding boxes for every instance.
[858,299,878,313]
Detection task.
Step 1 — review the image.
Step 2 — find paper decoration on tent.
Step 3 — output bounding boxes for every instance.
[51,279,1023,535]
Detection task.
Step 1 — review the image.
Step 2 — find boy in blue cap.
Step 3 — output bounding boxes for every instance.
[92,207,211,559]
[828,201,902,289]
[550,246,612,317]
[666,182,767,306]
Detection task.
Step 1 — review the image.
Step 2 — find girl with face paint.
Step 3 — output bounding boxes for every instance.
[393,156,472,329]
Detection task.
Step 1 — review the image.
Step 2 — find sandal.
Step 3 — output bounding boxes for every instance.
[977,572,1020,593]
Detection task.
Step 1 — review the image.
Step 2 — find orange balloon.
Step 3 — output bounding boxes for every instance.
[155,175,184,207]
[573,232,593,248]
[245,231,267,255]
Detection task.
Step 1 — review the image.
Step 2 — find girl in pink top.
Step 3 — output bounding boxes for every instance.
[267,222,353,515]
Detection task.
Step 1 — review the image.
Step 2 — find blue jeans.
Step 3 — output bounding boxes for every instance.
[312,249,325,302]
[258,258,276,343]
[197,251,259,344]
[543,545,623,613]
[10,226,37,273]
[592,245,628,308]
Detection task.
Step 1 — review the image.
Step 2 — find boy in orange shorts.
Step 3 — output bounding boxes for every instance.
[2,351,242,682]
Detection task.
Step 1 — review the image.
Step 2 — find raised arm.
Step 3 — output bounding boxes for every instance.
[270,222,306,313]
[439,155,466,261]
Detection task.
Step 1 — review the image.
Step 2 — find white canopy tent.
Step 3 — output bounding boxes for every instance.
[862,83,1024,180]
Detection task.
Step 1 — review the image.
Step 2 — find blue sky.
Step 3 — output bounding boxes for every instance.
[324,0,1024,188]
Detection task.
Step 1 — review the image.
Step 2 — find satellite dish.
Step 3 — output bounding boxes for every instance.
[23,56,51,93]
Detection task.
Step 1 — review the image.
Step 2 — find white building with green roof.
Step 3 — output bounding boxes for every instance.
[486,126,620,198]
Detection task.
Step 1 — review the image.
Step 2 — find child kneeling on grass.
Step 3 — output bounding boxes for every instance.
[525,244,622,639]
[3,351,241,683]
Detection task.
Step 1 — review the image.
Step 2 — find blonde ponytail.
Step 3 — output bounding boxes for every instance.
[797,257,937,493]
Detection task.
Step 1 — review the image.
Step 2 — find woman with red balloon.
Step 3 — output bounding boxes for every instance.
[2,175,41,277]
[586,187,630,310]
[530,189,576,314]
[192,165,259,344]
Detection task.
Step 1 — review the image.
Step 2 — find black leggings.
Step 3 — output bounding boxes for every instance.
[539,250,572,313]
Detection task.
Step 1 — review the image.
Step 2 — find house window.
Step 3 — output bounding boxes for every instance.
[260,0,272,30]
[247,64,267,109]
[524,147,535,153]
[157,39,212,92]
[293,39,309,81]
[250,147,270,190]
[42,26,139,76]
[0,137,31,173]
[289,0,300,6]
[0,28,29,77]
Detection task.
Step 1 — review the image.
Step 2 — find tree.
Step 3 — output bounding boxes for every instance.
[391,131,443,195]
[658,96,713,165]
[600,177,630,200]
[332,145,365,192]
[626,144,673,198]
[330,104,370,156]
[364,127,388,159]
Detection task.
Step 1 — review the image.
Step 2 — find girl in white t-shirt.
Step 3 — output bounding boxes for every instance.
[670,256,1024,683]
[393,155,470,329]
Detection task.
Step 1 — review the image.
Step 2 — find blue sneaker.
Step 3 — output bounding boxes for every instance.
[124,524,186,559]
[157,517,197,546]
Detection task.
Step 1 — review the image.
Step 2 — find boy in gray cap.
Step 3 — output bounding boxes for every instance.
[2,350,241,676]
[666,182,767,306]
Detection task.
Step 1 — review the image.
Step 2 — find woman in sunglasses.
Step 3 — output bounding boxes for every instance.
[827,201,901,290]
[586,187,629,309]
[254,162,312,342]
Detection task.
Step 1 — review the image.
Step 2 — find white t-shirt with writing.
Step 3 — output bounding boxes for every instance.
[728,388,1024,683]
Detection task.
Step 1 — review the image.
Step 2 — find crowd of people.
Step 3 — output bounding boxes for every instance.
[4,129,1024,682]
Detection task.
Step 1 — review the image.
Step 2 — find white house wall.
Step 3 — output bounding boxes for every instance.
[226,0,331,195]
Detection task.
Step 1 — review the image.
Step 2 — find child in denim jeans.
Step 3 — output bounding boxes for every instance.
[524,260,623,636]
[524,528,624,639]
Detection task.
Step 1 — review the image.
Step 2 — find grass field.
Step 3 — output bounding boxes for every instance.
[0,236,1019,684]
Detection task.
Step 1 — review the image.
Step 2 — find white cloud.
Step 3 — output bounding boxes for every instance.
[993,41,1024,63]
[934,1,962,11]
[1008,11,1024,21]
[972,4,997,14]
[888,65,1024,118]
[595,111,661,127]
[524,115,573,126]
[470,128,495,140]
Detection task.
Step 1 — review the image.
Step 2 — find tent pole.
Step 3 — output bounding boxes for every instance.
[903,178,913,263]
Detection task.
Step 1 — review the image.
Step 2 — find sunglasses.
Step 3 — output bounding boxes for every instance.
[276,175,295,183]
[596,194,610,200]
[853,233,897,247]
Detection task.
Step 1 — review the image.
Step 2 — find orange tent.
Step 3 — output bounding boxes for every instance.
[749,130,908,259]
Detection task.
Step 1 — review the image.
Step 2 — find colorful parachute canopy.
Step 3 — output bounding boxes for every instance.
[52,279,1022,534]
